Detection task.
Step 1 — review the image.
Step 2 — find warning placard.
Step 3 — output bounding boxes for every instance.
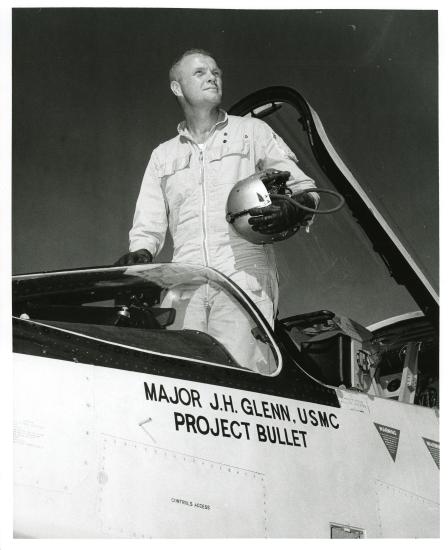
[422,437,439,469]
[374,423,400,462]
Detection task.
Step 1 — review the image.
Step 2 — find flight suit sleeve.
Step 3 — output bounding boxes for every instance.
[129,149,168,257]
[252,118,319,206]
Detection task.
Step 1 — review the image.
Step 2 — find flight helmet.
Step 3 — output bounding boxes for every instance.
[225,170,299,245]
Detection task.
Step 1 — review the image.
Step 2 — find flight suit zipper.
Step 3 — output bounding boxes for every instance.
[199,150,210,267]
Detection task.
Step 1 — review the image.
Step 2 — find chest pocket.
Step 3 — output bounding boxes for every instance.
[156,152,193,206]
[207,140,250,183]
[156,152,191,179]
[208,140,249,163]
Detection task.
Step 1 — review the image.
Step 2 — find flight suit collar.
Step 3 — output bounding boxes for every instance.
[177,109,228,142]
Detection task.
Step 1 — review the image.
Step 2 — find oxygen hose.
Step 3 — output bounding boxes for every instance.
[226,188,345,224]
[269,188,345,215]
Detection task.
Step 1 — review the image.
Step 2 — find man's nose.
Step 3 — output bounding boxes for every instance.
[207,71,217,82]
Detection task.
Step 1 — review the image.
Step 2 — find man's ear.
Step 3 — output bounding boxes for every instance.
[170,80,183,97]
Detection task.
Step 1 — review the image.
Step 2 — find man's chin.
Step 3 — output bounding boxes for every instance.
[203,94,222,107]
[204,88,222,98]
[191,92,222,108]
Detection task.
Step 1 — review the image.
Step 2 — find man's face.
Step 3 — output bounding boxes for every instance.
[175,54,223,107]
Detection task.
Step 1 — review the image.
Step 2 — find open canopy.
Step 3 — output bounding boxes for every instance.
[230,87,438,328]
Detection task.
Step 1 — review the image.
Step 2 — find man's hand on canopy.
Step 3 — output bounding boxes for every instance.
[114,249,153,266]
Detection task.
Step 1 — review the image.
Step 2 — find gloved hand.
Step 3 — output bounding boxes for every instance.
[248,193,316,235]
[114,248,153,266]
[260,169,291,193]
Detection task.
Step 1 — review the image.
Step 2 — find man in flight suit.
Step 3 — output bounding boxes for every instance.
[116,49,317,373]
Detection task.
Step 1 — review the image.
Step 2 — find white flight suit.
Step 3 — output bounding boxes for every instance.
[129,110,316,372]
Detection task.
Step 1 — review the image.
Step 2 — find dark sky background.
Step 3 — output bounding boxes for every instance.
[11,8,438,325]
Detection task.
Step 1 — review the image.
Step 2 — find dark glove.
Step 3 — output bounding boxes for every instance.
[248,193,316,235]
[114,248,153,266]
[260,169,291,193]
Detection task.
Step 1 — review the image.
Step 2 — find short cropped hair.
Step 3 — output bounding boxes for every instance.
[169,48,216,83]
